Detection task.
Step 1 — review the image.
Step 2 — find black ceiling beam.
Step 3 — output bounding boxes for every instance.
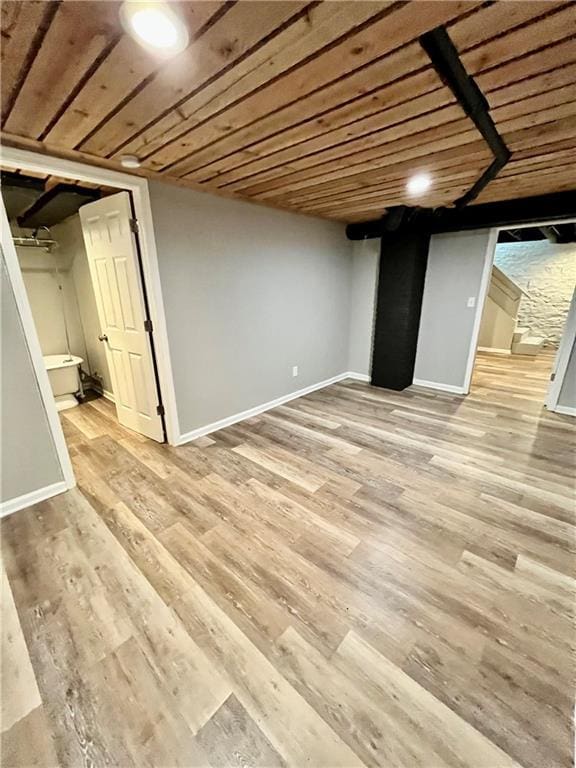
[430,191,576,233]
[17,183,98,228]
[0,170,45,192]
[419,25,511,208]
[346,191,576,240]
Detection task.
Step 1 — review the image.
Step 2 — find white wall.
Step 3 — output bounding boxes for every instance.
[16,239,87,364]
[1,251,63,503]
[347,238,379,377]
[54,215,113,394]
[494,240,576,346]
[477,294,516,351]
[414,229,493,392]
[149,181,353,437]
[14,217,113,395]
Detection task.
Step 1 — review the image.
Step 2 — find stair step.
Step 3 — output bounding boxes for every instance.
[512,336,545,356]
[513,327,529,343]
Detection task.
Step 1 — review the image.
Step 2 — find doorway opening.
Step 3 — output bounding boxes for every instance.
[2,166,166,447]
[471,223,576,412]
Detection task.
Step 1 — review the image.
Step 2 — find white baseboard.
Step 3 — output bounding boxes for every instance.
[0,480,68,519]
[177,372,363,445]
[412,378,466,395]
[345,371,371,382]
[553,405,576,417]
[478,346,511,356]
[88,384,115,403]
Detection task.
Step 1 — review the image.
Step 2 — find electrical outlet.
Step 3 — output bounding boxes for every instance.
[292,365,299,377]
[467,296,476,308]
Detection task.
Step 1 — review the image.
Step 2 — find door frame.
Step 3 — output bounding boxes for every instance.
[545,286,576,413]
[461,227,499,395]
[466,216,576,409]
[1,146,181,494]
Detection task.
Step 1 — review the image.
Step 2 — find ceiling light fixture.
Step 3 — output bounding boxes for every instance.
[120,2,189,57]
[120,155,141,169]
[407,173,432,196]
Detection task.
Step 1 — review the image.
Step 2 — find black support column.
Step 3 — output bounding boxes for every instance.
[371,212,432,390]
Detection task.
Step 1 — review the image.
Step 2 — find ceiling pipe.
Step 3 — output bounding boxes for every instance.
[419,25,511,208]
[347,24,519,242]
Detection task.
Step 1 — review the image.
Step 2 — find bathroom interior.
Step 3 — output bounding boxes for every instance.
[2,168,118,424]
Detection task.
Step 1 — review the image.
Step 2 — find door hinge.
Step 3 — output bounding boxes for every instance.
[129,218,139,234]
[550,372,556,381]
[144,318,153,333]
[156,404,165,417]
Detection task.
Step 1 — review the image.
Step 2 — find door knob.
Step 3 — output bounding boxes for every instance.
[98,334,108,342]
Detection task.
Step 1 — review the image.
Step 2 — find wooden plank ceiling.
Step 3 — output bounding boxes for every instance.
[2,1,575,223]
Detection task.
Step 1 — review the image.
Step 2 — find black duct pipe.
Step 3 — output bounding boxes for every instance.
[420,26,511,208]
[347,23,520,241]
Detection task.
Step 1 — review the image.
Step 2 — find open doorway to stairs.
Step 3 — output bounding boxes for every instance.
[1,164,167,467]
[471,223,576,411]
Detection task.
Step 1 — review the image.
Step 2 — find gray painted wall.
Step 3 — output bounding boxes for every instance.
[1,252,63,503]
[414,230,492,390]
[347,238,379,377]
[149,182,352,435]
[558,339,576,411]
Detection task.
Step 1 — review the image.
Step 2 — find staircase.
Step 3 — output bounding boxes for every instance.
[511,326,545,356]
[478,266,544,356]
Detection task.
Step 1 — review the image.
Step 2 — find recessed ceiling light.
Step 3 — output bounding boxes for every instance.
[120,2,189,57]
[120,155,141,169]
[407,173,432,196]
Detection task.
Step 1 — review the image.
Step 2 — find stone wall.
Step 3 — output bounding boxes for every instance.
[494,240,576,347]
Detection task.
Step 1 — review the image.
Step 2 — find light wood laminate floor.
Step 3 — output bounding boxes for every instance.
[2,352,574,768]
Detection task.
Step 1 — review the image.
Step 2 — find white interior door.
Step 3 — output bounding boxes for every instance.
[79,192,164,441]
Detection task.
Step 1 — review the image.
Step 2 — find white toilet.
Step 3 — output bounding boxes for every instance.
[43,354,83,411]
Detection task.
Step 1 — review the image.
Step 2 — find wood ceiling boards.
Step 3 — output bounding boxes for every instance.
[1,1,575,223]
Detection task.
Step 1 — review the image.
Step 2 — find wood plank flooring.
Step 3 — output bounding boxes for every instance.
[471,348,557,404]
[2,352,575,768]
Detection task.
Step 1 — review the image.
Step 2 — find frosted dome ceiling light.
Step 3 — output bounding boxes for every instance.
[120,155,141,169]
[407,173,432,196]
[121,2,189,56]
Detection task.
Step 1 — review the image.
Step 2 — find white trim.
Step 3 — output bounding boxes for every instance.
[1,146,180,446]
[462,227,499,395]
[346,371,371,382]
[464,219,576,410]
[477,346,511,356]
[412,378,466,395]
[91,385,115,403]
[0,481,68,518]
[178,372,355,445]
[0,202,76,490]
[492,216,576,409]
[546,287,576,412]
[554,405,576,418]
